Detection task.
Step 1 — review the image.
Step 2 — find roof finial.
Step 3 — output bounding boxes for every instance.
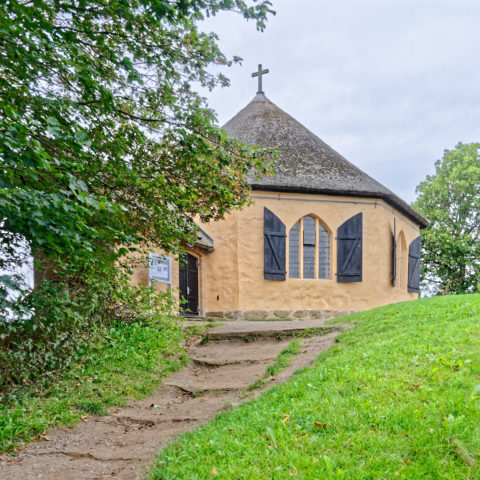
[251,64,269,94]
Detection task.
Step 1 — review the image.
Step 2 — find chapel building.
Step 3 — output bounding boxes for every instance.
[136,75,427,320]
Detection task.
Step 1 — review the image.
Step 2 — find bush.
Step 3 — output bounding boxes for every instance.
[0,268,180,399]
[0,317,185,452]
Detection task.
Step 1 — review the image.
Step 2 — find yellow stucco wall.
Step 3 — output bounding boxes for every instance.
[200,191,420,315]
[129,244,209,314]
[130,191,420,317]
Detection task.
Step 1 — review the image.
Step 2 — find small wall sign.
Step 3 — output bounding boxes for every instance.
[149,253,172,284]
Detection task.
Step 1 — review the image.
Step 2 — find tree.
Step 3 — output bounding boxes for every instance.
[414,143,480,294]
[0,0,275,385]
[0,0,274,294]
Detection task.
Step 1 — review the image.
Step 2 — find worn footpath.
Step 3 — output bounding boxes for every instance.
[0,319,350,480]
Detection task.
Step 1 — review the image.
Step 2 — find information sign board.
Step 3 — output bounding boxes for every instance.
[149,254,172,284]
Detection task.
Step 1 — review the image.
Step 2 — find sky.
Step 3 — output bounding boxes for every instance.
[199,0,480,203]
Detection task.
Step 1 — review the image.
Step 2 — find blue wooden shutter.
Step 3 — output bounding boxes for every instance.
[337,213,362,283]
[264,207,286,280]
[408,236,421,293]
[392,234,397,286]
[392,219,397,286]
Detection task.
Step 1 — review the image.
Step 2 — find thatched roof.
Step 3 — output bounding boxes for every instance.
[223,93,428,228]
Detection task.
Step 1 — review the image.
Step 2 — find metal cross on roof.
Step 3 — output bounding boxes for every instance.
[251,64,269,93]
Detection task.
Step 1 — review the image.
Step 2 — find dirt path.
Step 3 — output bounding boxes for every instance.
[0,324,349,480]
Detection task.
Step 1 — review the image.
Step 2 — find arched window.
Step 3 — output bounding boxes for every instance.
[289,216,330,279]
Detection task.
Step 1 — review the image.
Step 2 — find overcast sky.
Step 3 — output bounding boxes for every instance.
[199,0,480,203]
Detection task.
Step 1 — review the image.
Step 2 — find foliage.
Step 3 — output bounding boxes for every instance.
[0,0,274,395]
[149,295,480,479]
[0,316,186,453]
[0,271,178,394]
[1,280,100,390]
[414,143,480,294]
[0,0,275,279]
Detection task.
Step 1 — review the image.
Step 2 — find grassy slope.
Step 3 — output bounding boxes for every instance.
[149,295,480,480]
[0,322,186,453]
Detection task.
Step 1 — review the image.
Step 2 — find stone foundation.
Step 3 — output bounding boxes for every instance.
[206,309,357,321]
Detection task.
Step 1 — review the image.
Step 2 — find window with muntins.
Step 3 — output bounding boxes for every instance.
[288,221,300,278]
[318,223,330,279]
[289,216,330,279]
[303,216,316,278]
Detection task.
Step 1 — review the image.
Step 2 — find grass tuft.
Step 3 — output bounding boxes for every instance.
[245,339,302,392]
[74,401,104,415]
[182,322,224,338]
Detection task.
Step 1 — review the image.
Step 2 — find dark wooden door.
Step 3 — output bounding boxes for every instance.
[179,253,199,316]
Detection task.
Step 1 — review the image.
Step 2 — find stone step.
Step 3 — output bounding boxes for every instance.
[205,319,336,341]
[164,363,267,393]
[181,316,228,323]
[189,339,291,366]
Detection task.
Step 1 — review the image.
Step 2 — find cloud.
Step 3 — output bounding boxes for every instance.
[199,0,480,202]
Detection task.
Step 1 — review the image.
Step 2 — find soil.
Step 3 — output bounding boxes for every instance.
[0,325,349,480]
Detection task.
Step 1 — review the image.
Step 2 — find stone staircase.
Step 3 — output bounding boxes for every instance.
[0,319,352,480]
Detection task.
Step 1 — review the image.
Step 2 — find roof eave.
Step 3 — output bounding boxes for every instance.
[250,184,429,229]
[193,224,215,251]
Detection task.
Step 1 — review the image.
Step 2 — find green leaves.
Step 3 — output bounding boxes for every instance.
[0,0,275,407]
[414,143,480,294]
[0,0,275,280]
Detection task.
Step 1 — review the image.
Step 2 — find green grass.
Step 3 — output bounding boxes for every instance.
[149,295,480,479]
[245,339,301,392]
[0,321,186,453]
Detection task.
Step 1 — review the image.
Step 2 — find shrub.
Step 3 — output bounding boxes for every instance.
[0,268,179,399]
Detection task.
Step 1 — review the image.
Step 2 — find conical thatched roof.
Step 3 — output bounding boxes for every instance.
[223,93,428,228]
